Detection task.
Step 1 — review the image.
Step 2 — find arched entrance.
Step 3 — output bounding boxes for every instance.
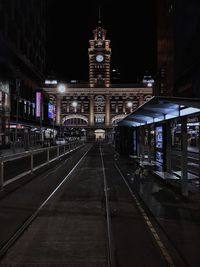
[94,129,105,140]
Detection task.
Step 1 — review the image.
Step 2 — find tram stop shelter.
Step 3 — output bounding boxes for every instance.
[117,96,200,196]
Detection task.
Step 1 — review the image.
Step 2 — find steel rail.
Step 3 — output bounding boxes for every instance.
[100,145,116,267]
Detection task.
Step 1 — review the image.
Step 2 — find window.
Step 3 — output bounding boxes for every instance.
[95,115,104,123]
[187,116,199,152]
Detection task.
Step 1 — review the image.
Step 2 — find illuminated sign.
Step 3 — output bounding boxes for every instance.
[155,126,163,149]
[48,102,54,119]
[36,92,41,117]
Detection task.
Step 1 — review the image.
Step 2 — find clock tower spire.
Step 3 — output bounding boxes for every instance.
[98,7,101,25]
[88,13,111,88]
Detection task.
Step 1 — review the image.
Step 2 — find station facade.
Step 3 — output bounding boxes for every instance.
[43,20,152,139]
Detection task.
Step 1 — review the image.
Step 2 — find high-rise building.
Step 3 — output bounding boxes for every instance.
[156,0,200,98]
[0,0,47,147]
[156,0,173,96]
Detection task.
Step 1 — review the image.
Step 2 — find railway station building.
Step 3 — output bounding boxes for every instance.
[42,20,152,140]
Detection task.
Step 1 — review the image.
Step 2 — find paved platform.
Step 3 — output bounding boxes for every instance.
[116,153,200,267]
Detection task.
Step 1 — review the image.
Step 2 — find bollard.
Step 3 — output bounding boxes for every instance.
[0,160,4,190]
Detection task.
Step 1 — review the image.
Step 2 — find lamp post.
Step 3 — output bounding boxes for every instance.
[72,101,78,112]
[60,112,62,138]
[57,83,66,138]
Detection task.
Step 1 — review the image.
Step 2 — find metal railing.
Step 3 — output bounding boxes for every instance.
[0,141,84,190]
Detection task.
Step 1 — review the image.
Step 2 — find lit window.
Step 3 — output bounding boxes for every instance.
[95,115,104,123]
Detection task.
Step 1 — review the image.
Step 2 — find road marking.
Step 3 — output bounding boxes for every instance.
[115,163,176,267]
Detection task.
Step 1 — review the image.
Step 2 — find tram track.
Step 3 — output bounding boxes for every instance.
[100,146,116,267]
[0,143,187,266]
[100,144,179,267]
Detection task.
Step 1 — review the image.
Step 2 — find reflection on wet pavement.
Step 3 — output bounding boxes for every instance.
[117,154,200,267]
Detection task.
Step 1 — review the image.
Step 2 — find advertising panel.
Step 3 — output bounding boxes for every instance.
[48,102,54,119]
[155,125,164,166]
[155,126,163,149]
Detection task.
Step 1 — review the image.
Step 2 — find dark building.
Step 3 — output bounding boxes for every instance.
[156,0,200,98]
[0,0,47,147]
[156,0,174,96]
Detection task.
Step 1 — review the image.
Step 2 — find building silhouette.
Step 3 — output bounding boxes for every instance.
[156,0,200,98]
[0,0,47,147]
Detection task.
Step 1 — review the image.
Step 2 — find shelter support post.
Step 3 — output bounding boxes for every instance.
[147,125,151,163]
[166,120,172,173]
[140,126,145,164]
[181,116,188,197]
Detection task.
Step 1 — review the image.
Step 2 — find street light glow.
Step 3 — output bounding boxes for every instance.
[127,101,133,108]
[58,84,66,93]
[72,101,78,108]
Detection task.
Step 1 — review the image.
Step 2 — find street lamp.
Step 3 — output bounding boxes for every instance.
[127,101,133,113]
[72,101,78,113]
[147,82,153,87]
[57,84,66,137]
[127,101,133,108]
[72,101,78,108]
[58,84,66,94]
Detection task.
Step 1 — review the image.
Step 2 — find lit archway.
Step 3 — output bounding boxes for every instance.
[62,115,88,126]
[94,129,105,140]
[111,114,127,125]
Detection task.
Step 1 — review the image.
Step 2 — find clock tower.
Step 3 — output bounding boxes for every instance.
[88,17,111,88]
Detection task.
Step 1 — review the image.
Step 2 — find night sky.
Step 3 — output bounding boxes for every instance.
[46,0,156,83]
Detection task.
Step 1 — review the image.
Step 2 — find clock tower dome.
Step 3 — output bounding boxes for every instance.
[88,17,111,88]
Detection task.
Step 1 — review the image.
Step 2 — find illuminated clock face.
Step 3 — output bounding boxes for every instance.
[96,54,104,62]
